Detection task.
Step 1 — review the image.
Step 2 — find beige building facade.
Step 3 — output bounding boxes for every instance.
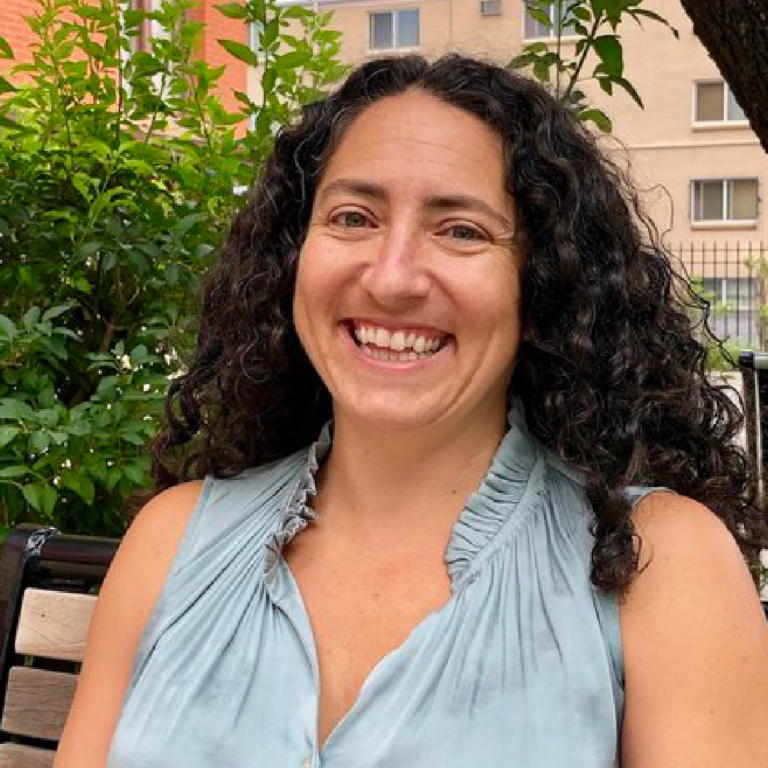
[270,0,768,343]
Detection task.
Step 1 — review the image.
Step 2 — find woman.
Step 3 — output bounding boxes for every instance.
[56,55,768,767]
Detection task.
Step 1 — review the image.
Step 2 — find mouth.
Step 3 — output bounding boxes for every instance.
[342,319,453,364]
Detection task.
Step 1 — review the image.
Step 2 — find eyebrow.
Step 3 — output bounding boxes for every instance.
[318,178,513,229]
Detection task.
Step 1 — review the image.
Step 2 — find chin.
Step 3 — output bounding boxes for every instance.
[339,400,447,433]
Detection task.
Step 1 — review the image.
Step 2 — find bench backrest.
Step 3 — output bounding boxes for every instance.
[0,526,118,766]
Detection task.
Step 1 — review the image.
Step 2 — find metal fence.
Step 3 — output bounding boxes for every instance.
[674,242,767,349]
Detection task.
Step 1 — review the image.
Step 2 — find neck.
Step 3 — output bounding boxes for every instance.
[313,403,509,546]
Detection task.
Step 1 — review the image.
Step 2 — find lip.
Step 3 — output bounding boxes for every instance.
[339,321,453,369]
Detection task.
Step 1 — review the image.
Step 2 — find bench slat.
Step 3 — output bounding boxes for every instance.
[15,589,96,662]
[0,743,55,768]
[1,667,77,741]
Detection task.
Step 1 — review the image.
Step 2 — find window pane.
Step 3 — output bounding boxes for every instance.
[726,88,747,121]
[696,82,724,121]
[397,9,419,47]
[249,21,263,52]
[525,2,553,38]
[730,179,758,219]
[557,1,576,33]
[370,12,393,49]
[694,181,724,220]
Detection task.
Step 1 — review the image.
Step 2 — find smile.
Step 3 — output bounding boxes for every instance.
[347,320,451,363]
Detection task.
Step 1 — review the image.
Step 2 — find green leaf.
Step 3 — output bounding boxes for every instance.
[0,466,27,479]
[22,482,43,512]
[0,315,16,339]
[124,463,146,484]
[61,471,95,504]
[0,35,13,59]
[22,306,41,330]
[0,426,20,447]
[217,39,261,68]
[215,2,249,20]
[0,75,16,95]
[73,276,92,294]
[40,483,57,515]
[42,304,74,322]
[597,76,613,96]
[0,399,36,420]
[28,431,51,454]
[579,108,613,133]
[614,76,644,108]
[592,35,623,78]
[177,212,206,235]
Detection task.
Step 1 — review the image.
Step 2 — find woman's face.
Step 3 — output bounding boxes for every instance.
[293,89,522,434]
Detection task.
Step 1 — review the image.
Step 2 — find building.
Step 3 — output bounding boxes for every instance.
[4,0,767,342]
[276,0,768,345]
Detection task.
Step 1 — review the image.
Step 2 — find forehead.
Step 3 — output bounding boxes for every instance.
[317,90,508,205]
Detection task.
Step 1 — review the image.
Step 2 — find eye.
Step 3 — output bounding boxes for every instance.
[331,210,371,229]
[443,223,486,242]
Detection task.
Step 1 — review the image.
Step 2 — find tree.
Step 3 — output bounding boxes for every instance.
[0,0,347,537]
[512,0,678,133]
[678,0,768,155]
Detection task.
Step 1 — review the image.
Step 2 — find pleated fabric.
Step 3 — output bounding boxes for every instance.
[106,401,662,768]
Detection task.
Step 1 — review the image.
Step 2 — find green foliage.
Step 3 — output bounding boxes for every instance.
[510,0,678,132]
[0,0,346,537]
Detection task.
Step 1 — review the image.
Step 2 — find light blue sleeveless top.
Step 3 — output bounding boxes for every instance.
[106,402,660,768]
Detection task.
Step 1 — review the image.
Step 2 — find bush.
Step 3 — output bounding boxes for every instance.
[0,0,346,538]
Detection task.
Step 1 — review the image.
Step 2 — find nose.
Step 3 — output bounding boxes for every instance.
[358,223,431,307]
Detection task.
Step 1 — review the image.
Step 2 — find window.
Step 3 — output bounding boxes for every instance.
[691,179,759,223]
[370,9,420,50]
[524,1,574,39]
[694,81,747,123]
[480,0,502,16]
[700,276,757,342]
[249,20,263,55]
[123,0,158,54]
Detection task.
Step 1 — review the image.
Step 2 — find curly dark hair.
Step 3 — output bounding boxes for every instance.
[150,53,767,593]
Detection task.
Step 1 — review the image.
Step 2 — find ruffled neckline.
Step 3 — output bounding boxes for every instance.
[264,400,545,591]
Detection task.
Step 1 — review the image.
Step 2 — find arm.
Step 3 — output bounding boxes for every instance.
[620,492,768,767]
[53,480,203,768]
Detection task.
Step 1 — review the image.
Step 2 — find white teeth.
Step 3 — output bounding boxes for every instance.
[353,324,444,354]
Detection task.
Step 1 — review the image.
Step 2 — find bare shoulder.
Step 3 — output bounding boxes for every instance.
[53,480,204,768]
[620,491,768,768]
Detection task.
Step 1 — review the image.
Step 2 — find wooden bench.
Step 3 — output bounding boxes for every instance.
[0,525,118,766]
[0,356,766,763]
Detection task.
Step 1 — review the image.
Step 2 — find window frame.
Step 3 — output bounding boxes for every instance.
[369,8,421,52]
[522,1,578,41]
[692,79,749,127]
[690,177,760,225]
[480,0,502,17]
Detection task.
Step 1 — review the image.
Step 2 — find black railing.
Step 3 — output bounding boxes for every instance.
[675,242,767,349]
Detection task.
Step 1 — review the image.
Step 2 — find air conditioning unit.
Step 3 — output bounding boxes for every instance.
[480,0,501,16]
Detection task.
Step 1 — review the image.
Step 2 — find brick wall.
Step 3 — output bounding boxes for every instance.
[0,0,43,68]
[0,0,248,112]
[188,0,248,115]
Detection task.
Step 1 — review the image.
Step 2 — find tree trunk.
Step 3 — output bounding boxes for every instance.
[678,0,768,155]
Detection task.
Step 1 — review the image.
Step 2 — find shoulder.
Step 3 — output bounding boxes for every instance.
[619,492,768,767]
[102,480,206,628]
[54,481,205,765]
[621,490,762,641]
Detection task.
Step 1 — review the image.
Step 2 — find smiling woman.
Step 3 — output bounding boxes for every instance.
[55,55,768,768]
